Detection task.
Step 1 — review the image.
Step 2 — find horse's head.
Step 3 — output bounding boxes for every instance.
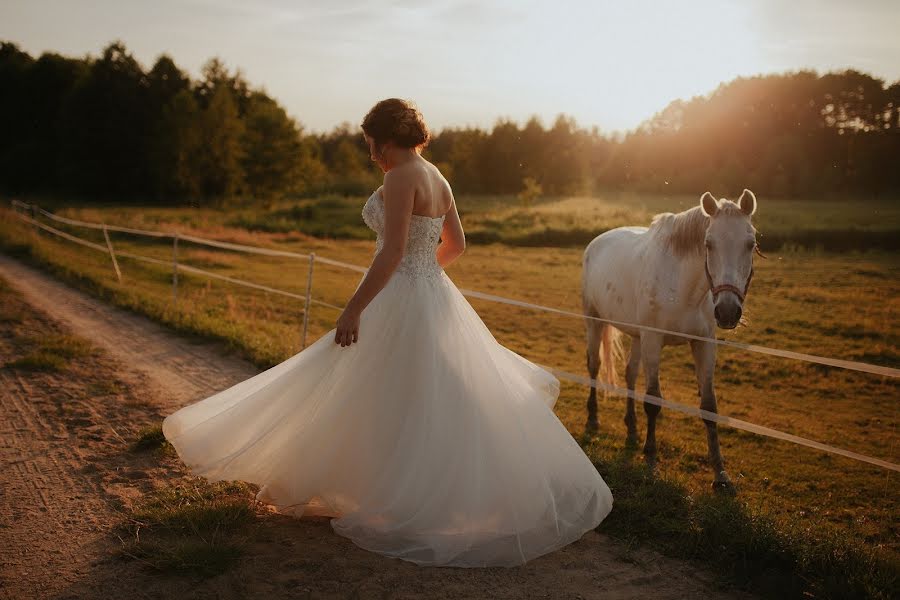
[699,189,759,329]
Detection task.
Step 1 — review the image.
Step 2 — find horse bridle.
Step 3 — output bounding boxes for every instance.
[704,243,767,303]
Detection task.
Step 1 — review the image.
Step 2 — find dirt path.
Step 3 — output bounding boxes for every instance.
[0,254,757,600]
[0,254,259,412]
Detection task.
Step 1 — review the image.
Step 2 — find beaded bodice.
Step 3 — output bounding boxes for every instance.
[361,188,446,280]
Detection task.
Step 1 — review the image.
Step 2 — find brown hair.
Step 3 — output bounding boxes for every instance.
[361,98,430,149]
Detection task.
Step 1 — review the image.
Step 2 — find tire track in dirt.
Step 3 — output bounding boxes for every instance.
[0,309,157,598]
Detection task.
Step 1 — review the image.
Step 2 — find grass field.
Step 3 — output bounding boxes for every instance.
[30,190,900,252]
[1,194,897,596]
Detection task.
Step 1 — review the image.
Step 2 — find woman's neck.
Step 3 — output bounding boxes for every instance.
[386,147,419,170]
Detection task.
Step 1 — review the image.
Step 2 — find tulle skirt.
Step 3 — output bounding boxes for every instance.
[162,268,613,567]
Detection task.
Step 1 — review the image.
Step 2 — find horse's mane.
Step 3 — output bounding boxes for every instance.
[649,202,746,257]
[649,206,707,256]
[648,203,744,257]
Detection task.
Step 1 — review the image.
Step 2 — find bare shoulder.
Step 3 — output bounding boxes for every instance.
[382,165,415,187]
[422,157,450,184]
[381,168,417,222]
[418,157,453,197]
[386,157,451,195]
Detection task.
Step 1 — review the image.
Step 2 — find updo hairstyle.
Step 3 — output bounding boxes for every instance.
[361,98,430,149]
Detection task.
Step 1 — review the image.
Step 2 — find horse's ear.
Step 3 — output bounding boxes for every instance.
[700,192,718,217]
[738,189,757,216]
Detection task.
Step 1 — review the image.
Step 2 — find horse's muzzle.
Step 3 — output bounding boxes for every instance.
[714,296,742,329]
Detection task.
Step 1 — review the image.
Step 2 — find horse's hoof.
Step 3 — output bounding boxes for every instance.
[624,434,639,450]
[711,479,736,496]
[584,420,599,434]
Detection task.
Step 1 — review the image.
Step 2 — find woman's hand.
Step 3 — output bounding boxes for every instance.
[334,307,361,347]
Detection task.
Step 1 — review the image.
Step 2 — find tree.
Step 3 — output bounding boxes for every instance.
[150,88,202,202]
[145,55,193,201]
[4,40,899,202]
[196,84,245,202]
[240,91,306,200]
[195,57,251,116]
[57,40,151,198]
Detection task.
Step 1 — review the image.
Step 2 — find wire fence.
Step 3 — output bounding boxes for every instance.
[6,199,898,473]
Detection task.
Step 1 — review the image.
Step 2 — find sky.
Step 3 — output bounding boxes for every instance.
[2,0,899,135]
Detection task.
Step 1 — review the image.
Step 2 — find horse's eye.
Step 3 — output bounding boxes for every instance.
[746,240,756,251]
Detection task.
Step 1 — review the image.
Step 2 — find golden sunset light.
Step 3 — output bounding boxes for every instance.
[1,1,897,598]
[2,0,898,132]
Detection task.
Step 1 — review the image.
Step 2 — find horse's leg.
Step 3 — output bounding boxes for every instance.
[624,335,641,446]
[640,332,663,472]
[690,339,735,494]
[584,316,603,433]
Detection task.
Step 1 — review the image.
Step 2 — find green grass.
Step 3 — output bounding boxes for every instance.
[474,191,900,248]
[457,192,900,251]
[7,350,67,371]
[591,441,898,599]
[34,333,94,358]
[130,423,172,453]
[128,481,256,533]
[5,333,95,372]
[226,193,375,239]
[41,190,900,252]
[118,538,244,577]
[117,478,257,577]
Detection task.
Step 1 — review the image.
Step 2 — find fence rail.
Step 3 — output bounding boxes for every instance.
[11,200,897,378]
[5,200,898,473]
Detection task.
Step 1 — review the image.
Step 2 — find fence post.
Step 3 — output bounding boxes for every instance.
[172,233,179,307]
[102,225,122,283]
[302,253,315,350]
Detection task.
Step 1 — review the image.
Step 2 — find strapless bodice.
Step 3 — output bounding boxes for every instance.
[361,189,445,280]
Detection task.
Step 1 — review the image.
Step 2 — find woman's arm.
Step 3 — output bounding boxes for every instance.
[436,191,465,268]
[334,171,414,346]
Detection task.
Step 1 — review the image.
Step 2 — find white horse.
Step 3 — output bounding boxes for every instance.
[581,190,762,493]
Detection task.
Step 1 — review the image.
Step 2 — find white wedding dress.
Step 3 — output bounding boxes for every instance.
[162,188,614,567]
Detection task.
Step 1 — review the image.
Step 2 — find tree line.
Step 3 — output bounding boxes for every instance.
[1,40,897,204]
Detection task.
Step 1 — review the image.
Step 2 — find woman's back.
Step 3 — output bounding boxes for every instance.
[362,185,445,280]
[383,156,453,219]
[375,154,466,262]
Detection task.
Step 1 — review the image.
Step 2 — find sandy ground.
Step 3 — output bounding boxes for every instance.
[0,254,757,600]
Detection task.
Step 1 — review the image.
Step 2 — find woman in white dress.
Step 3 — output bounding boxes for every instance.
[162,98,614,568]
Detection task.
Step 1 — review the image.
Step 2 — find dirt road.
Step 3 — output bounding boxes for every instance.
[0,254,754,599]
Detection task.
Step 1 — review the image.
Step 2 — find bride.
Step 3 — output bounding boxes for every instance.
[162,98,614,568]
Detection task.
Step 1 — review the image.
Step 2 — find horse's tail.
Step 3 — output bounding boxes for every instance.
[600,325,624,394]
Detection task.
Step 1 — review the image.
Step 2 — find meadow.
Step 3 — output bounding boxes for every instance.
[38,191,900,252]
[1,192,897,596]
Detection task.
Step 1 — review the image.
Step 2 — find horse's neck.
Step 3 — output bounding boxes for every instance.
[670,250,710,305]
